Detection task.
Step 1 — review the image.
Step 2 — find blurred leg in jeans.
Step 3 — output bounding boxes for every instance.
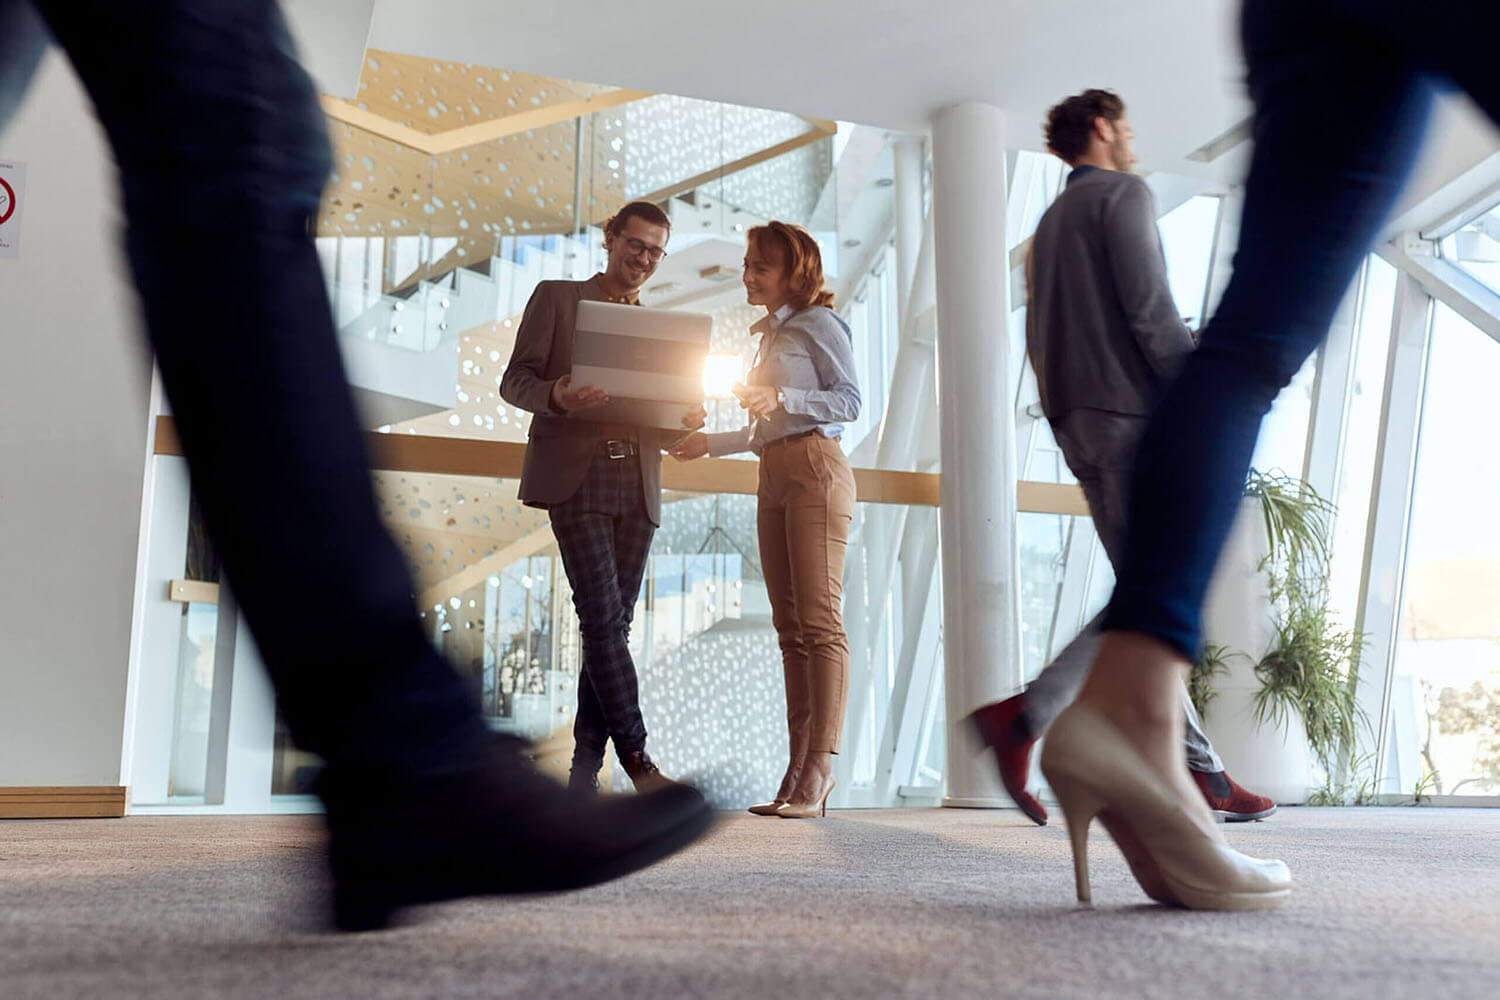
[1044,0,1500,910]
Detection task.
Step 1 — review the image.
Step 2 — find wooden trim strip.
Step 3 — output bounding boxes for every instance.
[422,89,653,155]
[663,454,760,496]
[318,95,438,151]
[799,116,840,135]
[319,88,653,156]
[0,786,127,819]
[151,417,1088,515]
[168,579,220,605]
[852,467,939,506]
[633,127,834,207]
[1018,481,1093,517]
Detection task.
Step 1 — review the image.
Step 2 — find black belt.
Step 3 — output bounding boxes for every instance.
[764,429,825,448]
[597,438,639,459]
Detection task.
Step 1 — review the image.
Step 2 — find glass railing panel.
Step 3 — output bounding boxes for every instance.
[356,466,957,809]
[622,96,814,202]
[708,135,835,230]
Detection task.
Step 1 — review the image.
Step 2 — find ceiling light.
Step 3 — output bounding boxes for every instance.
[699,265,739,283]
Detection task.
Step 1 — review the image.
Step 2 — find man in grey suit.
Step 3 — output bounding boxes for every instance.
[500,200,703,796]
[971,90,1275,825]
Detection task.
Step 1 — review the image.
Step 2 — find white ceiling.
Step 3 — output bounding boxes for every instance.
[288,0,1500,239]
[362,0,1251,179]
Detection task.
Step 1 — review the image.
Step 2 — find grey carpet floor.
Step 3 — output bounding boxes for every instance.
[2,806,1497,999]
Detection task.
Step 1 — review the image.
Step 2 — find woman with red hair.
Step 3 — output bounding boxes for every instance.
[672,221,860,818]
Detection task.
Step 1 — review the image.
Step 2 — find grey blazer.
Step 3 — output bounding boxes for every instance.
[1025,168,1196,421]
[499,276,673,525]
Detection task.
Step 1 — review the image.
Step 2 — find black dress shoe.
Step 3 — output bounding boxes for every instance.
[318,734,713,931]
[567,767,601,797]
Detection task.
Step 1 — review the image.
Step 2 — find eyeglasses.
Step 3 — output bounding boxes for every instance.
[619,235,668,262]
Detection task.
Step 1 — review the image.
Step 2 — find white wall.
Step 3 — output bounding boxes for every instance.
[0,54,151,785]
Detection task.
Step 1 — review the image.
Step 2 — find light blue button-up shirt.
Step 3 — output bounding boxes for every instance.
[706,303,862,457]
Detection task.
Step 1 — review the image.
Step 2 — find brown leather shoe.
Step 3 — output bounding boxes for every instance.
[621,750,675,793]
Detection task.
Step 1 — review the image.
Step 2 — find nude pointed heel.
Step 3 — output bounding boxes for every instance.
[1051,782,1105,904]
[777,777,835,819]
[1040,705,1292,911]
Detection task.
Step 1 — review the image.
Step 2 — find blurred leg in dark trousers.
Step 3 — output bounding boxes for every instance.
[12,0,710,930]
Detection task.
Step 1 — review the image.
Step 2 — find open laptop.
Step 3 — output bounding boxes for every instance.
[570,299,712,429]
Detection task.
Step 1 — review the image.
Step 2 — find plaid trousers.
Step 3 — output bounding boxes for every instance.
[548,451,656,770]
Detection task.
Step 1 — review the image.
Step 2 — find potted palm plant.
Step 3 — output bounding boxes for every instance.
[1196,471,1364,804]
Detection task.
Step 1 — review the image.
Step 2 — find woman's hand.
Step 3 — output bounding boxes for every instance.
[669,431,709,461]
[681,405,707,431]
[732,382,780,419]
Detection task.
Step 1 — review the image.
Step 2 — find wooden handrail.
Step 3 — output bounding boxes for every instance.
[151,416,1089,515]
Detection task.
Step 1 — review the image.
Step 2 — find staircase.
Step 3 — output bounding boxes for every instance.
[318,230,603,424]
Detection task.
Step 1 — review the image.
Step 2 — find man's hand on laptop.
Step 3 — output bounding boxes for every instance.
[550,374,609,412]
[669,432,709,461]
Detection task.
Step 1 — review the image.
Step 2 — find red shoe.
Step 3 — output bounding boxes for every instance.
[968,694,1047,825]
[1193,770,1277,822]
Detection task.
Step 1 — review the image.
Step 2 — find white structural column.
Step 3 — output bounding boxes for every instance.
[892,137,925,322]
[931,103,1020,807]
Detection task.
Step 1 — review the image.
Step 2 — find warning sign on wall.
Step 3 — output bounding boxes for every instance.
[0,160,26,259]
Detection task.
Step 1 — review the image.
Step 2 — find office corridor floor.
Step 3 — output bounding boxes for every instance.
[3,805,1497,998]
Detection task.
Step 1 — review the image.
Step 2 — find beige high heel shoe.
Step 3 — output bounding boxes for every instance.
[776,776,835,819]
[750,757,806,816]
[1039,705,1291,911]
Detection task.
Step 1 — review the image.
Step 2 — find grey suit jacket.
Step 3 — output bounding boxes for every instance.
[499,276,672,525]
[1025,168,1196,421]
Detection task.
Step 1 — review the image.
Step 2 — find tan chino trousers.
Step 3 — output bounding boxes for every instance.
[756,433,856,755]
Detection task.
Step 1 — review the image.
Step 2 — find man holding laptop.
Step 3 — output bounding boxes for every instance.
[500,200,705,797]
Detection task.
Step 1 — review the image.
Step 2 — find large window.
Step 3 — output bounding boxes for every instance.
[1386,302,1500,798]
[1158,194,1220,329]
[1328,256,1398,626]
[1439,201,1500,295]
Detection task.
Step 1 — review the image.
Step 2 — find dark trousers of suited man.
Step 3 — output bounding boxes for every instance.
[498,203,693,793]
